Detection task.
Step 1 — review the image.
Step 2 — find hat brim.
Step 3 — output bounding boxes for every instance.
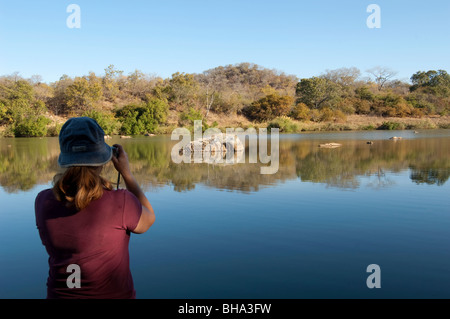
[58,143,113,168]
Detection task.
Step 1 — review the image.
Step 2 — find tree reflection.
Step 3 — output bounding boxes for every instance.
[0,135,448,193]
[410,168,450,186]
[0,137,60,193]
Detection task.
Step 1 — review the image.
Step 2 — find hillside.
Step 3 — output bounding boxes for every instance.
[0,63,449,137]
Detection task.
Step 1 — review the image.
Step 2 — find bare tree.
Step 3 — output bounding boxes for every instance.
[28,74,43,85]
[321,67,361,86]
[366,66,398,91]
[205,86,215,119]
[2,72,22,82]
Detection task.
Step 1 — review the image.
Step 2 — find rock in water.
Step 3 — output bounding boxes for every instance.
[180,135,244,157]
[318,143,342,148]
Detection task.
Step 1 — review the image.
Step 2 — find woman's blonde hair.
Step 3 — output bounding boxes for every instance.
[53,166,112,211]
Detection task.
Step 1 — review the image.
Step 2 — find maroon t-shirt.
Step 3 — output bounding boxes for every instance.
[35,188,142,299]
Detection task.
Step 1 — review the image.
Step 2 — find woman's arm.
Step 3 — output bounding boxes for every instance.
[111,144,155,234]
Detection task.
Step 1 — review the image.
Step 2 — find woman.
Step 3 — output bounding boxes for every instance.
[35,117,155,299]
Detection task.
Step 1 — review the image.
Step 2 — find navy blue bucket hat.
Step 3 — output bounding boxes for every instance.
[58,117,113,168]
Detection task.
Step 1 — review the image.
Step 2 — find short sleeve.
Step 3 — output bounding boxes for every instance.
[122,190,143,231]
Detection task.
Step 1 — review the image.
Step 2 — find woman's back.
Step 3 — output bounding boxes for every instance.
[35,188,142,299]
[35,117,155,298]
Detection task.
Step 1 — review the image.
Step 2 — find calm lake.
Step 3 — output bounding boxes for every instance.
[0,130,449,299]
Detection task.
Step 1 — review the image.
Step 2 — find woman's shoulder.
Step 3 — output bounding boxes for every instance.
[103,189,138,201]
[35,188,55,202]
[37,188,53,195]
[35,188,64,216]
[101,189,141,212]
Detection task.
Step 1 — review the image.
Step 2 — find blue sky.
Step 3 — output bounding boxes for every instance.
[0,0,449,83]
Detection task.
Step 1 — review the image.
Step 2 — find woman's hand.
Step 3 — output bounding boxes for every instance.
[111,144,132,178]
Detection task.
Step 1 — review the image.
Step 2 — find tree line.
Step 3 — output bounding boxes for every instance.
[0,63,449,137]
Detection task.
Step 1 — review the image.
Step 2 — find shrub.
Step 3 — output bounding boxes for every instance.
[410,107,424,118]
[355,86,375,101]
[13,116,50,137]
[179,107,203,126]
[335,97,356,114]
[209,92,241,114]
[47,123,63,137]
[373,94,415,117]
[0,102,9,125]
[309,109,321,122]
[33,100,47,114]
[1,125,15,137]
[361,124,376,130]
[377,121,405,130]
[243,93,293,122]
[203,121,219,131]
[354,100,372,115]
[267,117,299,133]
[116,98,169,135]
[319,108,334,122]
[333,109,347,122]
[83,110,120,135]
[290,103,310,121]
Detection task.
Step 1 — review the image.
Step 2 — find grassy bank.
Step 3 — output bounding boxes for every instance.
[1,113,449,137]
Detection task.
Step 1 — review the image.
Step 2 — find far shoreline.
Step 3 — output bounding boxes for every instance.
[1,114,449,138]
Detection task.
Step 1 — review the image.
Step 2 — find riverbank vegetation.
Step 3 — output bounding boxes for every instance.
[0,63,449,137]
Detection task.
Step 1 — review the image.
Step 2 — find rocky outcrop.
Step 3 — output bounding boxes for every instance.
[180,135,244,156]
[318,143,342,149]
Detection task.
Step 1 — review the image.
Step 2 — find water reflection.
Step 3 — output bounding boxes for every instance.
[0,133,449,193]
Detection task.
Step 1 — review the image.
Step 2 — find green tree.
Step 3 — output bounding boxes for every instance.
[82,109,120,135]
[162,72,199,110]
[355,86,375,101]
[296,77,340,109]
[0,79,51,136]
[410,70,450,97]
[116,98,169,135]
[13,115,50,137]
[64,76,103,113]
[5,79,35,101]
[0,80,35,119]
[178,107,203,126]
[0,102,7,124]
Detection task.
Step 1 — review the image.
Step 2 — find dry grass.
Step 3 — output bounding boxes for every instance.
[150,113,450,134]
[343,115,450,130]
[196,114,450,132]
